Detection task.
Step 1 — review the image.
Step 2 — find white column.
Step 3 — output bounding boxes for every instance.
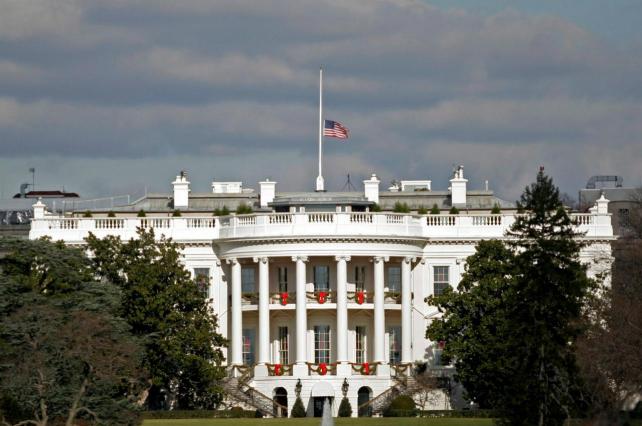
[401,256,415,364]
[373,256,386,364]
[335,255,350,375]
[255,257,270,375]
[228,258,242,366]
[293,256,308,376]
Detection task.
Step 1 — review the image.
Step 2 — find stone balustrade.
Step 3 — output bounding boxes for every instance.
[29,211,613,243]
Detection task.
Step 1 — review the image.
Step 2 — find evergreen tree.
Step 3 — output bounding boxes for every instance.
[427,169,594,426]
[338,397,352,417]
[86,228,226,410]
[291,397,306,418]
[0,238,144,426]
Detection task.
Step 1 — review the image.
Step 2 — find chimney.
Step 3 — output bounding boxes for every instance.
[33,197,46,219]
[364,173,380,204]
[595,192,609,214]
[172,171,190,209]
[450,165,467,207]
[259,179,276,208]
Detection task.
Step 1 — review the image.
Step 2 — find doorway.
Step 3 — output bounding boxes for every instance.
[357,386,373,417]
[312,397,333,417]
[273,387,287,417]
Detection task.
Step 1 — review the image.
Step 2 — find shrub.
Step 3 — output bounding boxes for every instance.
[291,396,306,418]
[383,395,417,417]
[338,397,353,417]
[137,209,146,217]
[393,202,410,213]
[371,203,382,212]
[107,211,116,218]
[417,206,428,215]
[235,204,253,215]
[491,203,501,214]
[430,204,440,214]
[449,206,460,214]
[172,209,182,217]
[82,210,92,218]
[213,206,230,216]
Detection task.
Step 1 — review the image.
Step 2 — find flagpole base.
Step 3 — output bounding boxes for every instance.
[316,176,325,192]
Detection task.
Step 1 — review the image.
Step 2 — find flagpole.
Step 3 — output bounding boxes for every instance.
[316,67,325,192]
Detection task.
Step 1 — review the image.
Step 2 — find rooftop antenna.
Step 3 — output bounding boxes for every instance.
[342,174,357,191]
[29,167,35,191]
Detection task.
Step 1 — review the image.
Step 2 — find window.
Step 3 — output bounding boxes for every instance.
[314,325,331,364]
[313,266,330,291]
[193,268,210,297]
[388,326,401,364]
[433,266,450,296]
[241,267,255,293]
[355,326,367,363]
[242,329,255,365]
[278,267,288,292]
[278,326,289,364]
[354,266,366,292]
[619,208,630,228]
[387,266,401,293]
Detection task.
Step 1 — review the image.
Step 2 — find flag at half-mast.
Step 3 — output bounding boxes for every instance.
[323,119,349,139]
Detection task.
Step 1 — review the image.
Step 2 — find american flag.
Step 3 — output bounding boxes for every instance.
[323,119,349,139]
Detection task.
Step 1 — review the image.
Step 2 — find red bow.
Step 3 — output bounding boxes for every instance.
[438,340,446,349]
[317,291,327,304]
[280,292,288,305]
[362,362,370,375]
[274,363,282,376]
[356,291,365,304]
[319,363,327,375]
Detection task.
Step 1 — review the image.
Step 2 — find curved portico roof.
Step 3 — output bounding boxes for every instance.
[310,381,335,397]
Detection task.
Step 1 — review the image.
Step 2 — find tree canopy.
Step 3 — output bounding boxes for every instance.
[85,228,226,410]
[427,170,595,426]
[0,238,144,426]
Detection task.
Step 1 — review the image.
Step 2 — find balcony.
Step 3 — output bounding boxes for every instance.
[30,211,613,243]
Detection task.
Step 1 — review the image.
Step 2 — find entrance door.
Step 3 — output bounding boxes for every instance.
[358,387,373,417]
[313,397,332,417]
[273,387,287,417]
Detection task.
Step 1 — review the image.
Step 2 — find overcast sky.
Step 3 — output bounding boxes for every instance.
[1,0,641,201]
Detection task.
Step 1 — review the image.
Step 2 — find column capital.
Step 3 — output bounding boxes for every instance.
[403,256,416,264]
[253,256,269,264]
[372,256,389,263]
[291,255,308,262]
[419,257,427,265]
[334,255,351,262]
[225,257,239,265]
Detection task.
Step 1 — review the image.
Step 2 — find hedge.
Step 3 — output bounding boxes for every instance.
[419,409,497,418]
[142,409,257,419]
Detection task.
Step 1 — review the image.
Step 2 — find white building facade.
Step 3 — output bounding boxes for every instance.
[29,167,614,417]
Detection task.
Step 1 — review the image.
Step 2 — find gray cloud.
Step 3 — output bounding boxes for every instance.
[0,0,641,201]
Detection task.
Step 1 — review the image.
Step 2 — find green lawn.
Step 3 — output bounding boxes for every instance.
[143,418,494,426]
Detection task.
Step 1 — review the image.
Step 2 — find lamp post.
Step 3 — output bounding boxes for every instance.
[295,379,302,398]
[341,378,349,397]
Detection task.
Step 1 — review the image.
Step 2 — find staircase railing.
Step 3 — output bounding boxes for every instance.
[221,365,287,417]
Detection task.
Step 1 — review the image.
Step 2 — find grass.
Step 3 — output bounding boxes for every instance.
[143,418,494,426]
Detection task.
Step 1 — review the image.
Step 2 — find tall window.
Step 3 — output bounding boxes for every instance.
[314,266,330,291]
[355,326,367,363]
[388,326,401,364]
[314,325,331,364]
[278,326,289,364]
[387,266,401,293]
[241,267,255,293]
[193,267,210,297]
[619,208,630,229]
[242,329,255,365]
[355,266,366,292]
[433,266,450,296]
[278,267,288,292]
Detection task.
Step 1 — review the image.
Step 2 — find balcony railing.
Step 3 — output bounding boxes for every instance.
[30,211,613,243]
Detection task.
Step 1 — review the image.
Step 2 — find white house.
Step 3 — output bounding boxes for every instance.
[29,166,614,417]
